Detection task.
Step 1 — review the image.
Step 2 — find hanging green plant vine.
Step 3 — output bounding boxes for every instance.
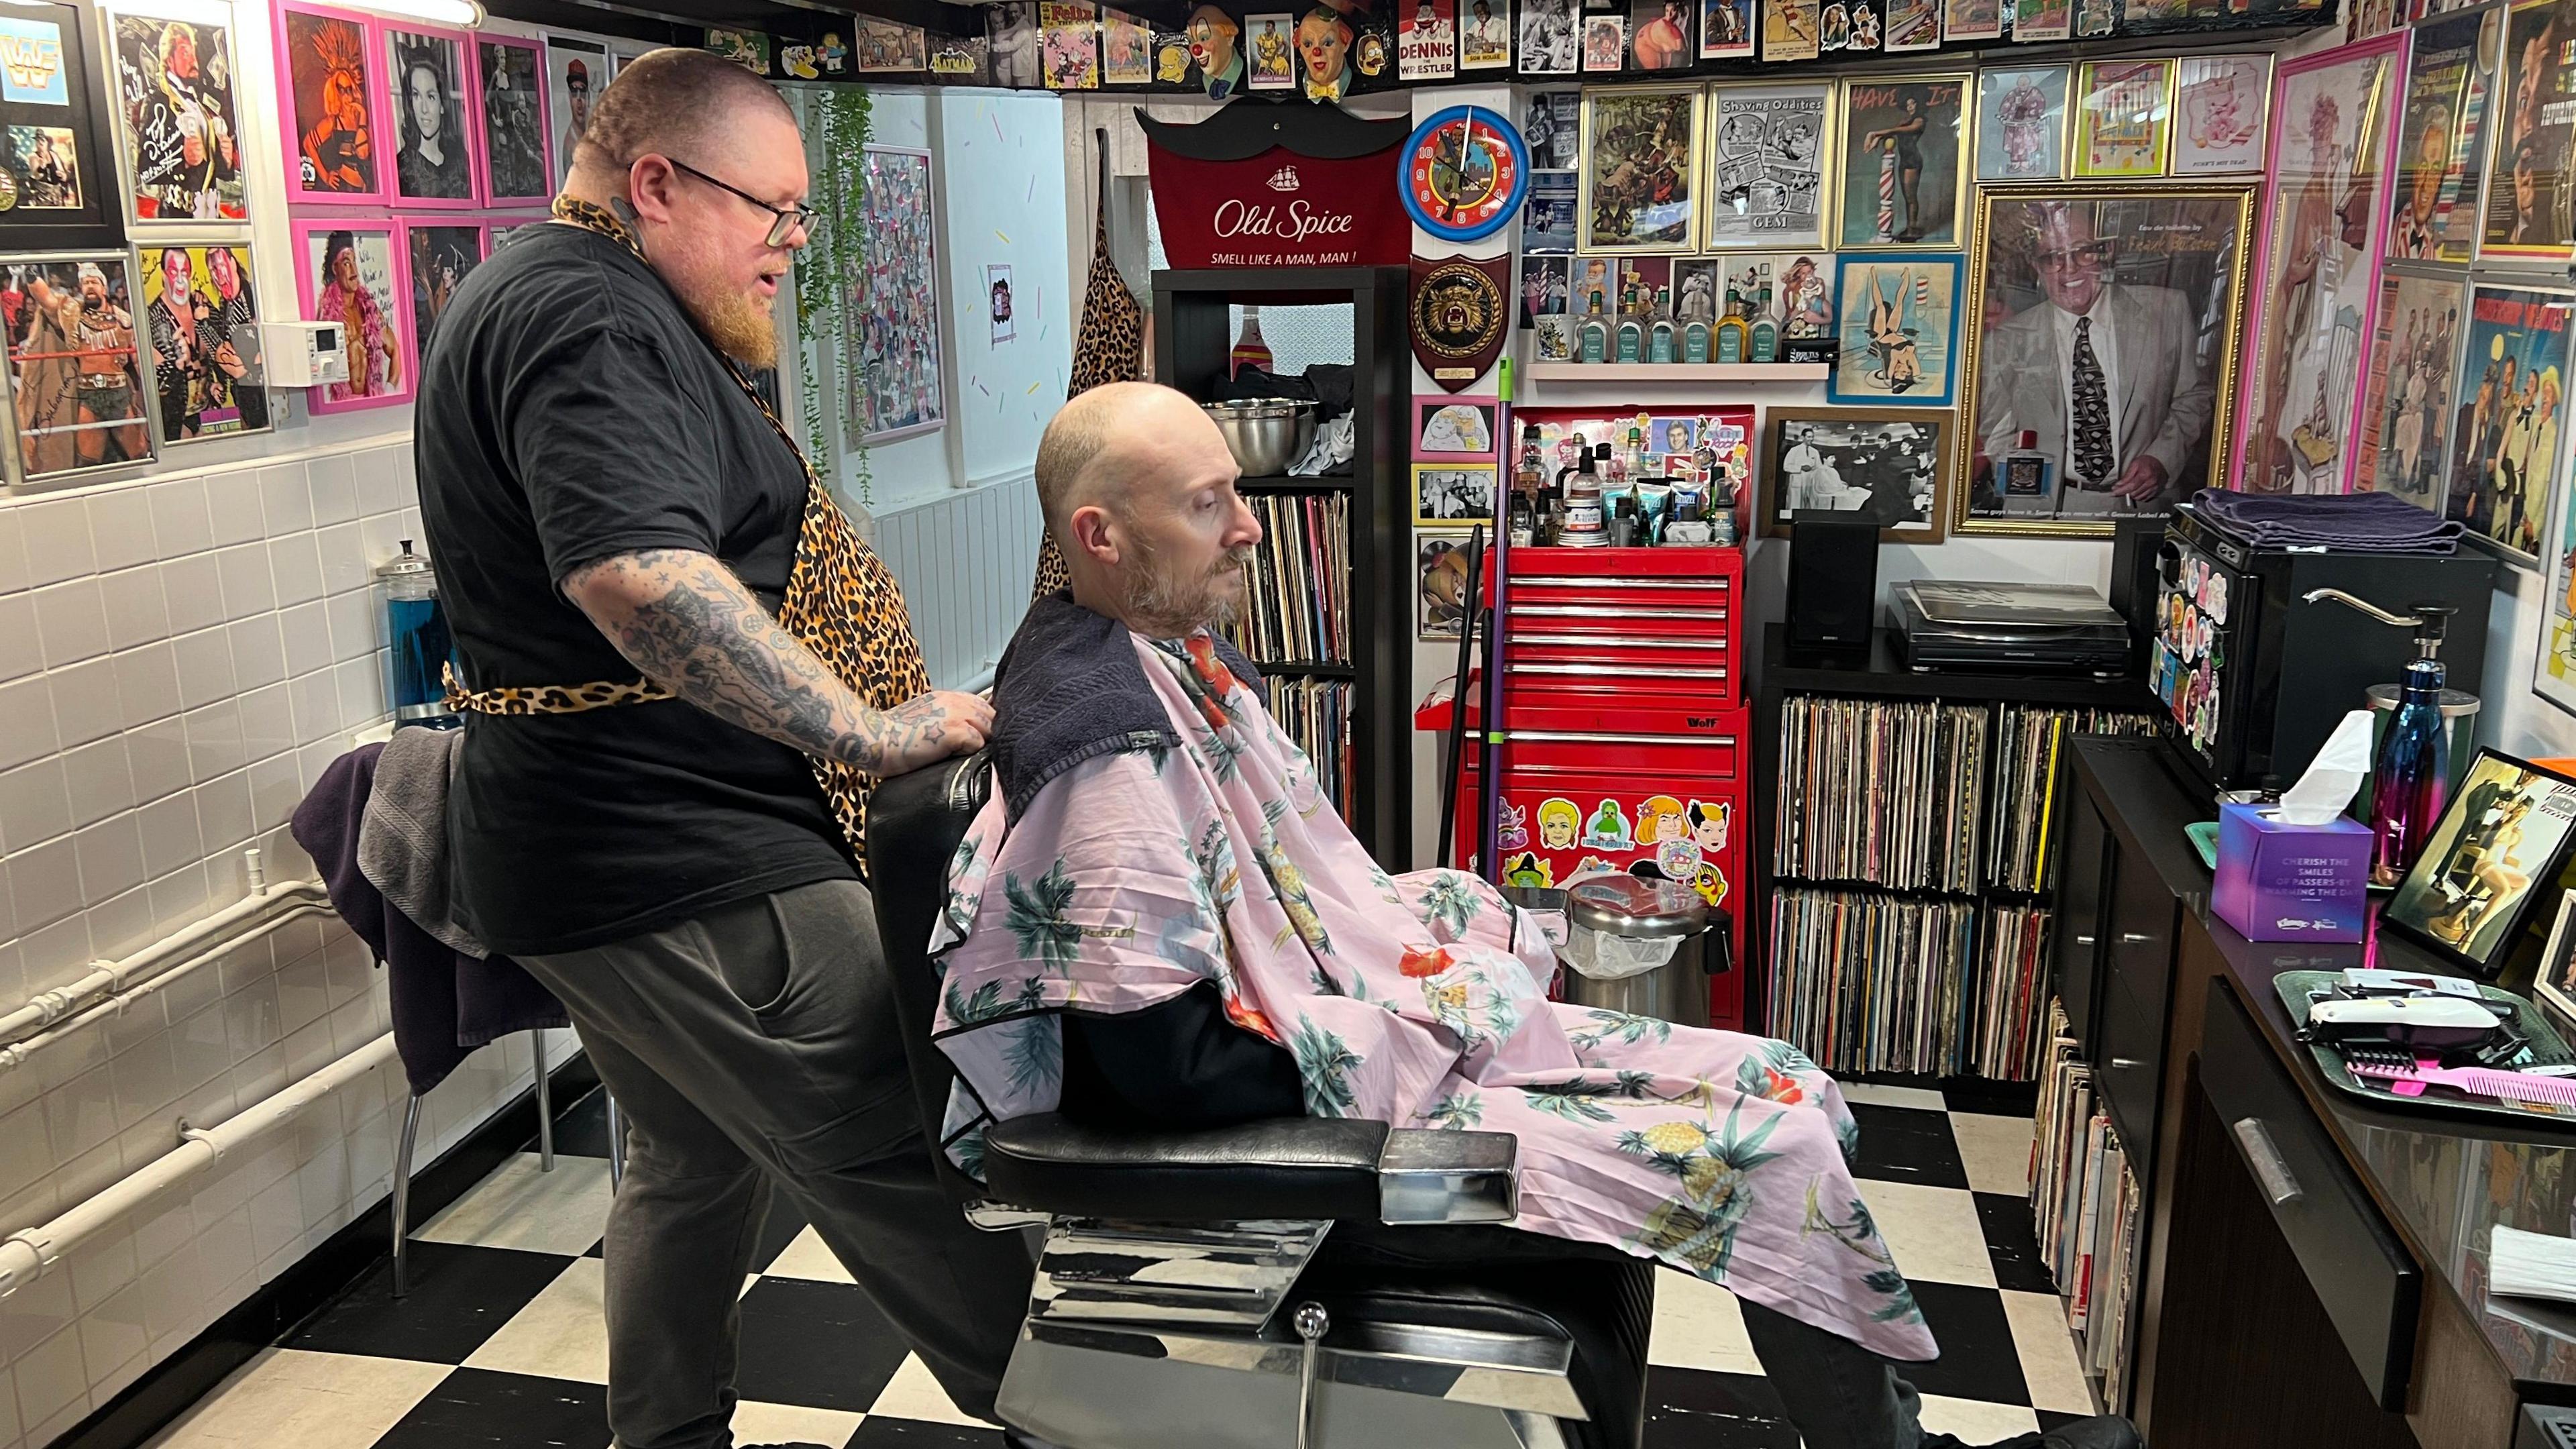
[794,86,875,507]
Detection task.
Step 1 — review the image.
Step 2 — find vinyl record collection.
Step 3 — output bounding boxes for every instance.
[1765,890,1978,1075]
[1223,493,1352,666]
[1986,709,2161,892]
[1260,676,1356,813]
[2033,1002,2145,1403]
[1772,696,1989,893]
[1975,904,2053,1079]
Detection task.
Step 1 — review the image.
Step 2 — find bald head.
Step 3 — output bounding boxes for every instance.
[1035,382,1262,637]
[574,47,795,176]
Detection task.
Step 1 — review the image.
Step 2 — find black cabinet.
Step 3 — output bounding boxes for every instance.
[2057,792,2111,1059]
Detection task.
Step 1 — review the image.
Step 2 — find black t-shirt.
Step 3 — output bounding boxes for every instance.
[417,222,854,957]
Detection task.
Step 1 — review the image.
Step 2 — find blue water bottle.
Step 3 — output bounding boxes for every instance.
[2368,606,2456,887]
[375,541,457,727]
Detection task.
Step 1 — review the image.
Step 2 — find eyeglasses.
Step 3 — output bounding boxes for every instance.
[2033,240,2112,271]
[668,158,815,248]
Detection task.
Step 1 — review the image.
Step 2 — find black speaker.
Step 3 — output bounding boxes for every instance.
[2108,515,2165,644]
[1786,512,1878,661]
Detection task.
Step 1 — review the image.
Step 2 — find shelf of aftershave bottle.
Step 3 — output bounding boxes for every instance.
[1523,361,1829,382]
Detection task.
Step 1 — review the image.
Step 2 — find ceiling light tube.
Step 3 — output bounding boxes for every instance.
[329,0,486,25]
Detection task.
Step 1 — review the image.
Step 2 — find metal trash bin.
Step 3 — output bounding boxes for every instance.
[1561,876,1721,1029]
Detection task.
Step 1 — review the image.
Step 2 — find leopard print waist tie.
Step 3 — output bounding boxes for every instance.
[443,196,929,875]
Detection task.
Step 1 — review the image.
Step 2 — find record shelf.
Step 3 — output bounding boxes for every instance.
[1753,624,2159,1083]
[1152,266,1409,864]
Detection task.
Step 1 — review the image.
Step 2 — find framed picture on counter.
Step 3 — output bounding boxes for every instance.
[2384,750,2576,976]
[1415,462,1496,523]
[1955,183,2255,537]
[1827,252,1961,407]
[1763,405,1949,541]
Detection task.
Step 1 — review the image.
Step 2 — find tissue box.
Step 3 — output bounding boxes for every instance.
[2211,802,2372,943]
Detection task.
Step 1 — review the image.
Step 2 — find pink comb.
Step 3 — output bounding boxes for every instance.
[2349,1056,2576,1107]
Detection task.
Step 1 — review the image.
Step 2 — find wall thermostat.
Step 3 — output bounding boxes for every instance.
[260,321,347,388]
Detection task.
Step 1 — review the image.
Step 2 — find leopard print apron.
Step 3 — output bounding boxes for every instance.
[443,196,928,876]
[1028,142,1146,599]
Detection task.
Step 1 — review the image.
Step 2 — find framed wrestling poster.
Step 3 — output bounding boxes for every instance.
[0,0,128,251]
[0,251,158,489]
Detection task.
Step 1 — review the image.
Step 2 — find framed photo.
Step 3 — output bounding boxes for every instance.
[1764,0,1819,60]
[1886,0,1941,50]
[857,14,931,72]
[849,145,942,442]
[2443,281,2574,566]
[1827,253,1961,407]
[2013,0,2070,42]
[1397,0,1456,80]
[543,35,604,192]
[139,241,268,443]
[1943,0,2004,40]
[1415,462,1496,522]
[2073,59,2171,180]
[401,219,484,376]
[1419,396,1498,456]
[2542,496,2576,711]
[2482,0,2576,264]
[0,0,127,248]
[2384,751,2576,977]
[1578,85,1703,254]
[1976,66,2070,182]
[1040,2,1100,89]
[475,36,549,208]
[380,23,475,207]
[1100,7,1152,83]
[1700,0,1754,58]
[1836,74,1970,249]
[987,3,1038,88]
[2235,36,2404,497]
[1521,254,1570,325]
[1418,530,1477,641]
[1460,0,1509,68]
[1523,169,1576,253]
[1629,0,1692,69]
[1764,407,1948,541]
[278,5,380,205]
[1956,184,2256,537]
[2170,54,2271,176]
[1580,13,1624,72]
[2532,890,2576,1020]
[103,7,246,223]
[1516,0,1578,75]
[2353,266,2469,512]
[987,262,1013,343]
[1245,12,1293,88]
[1704,80,1831,252]
[1,254,151,482]
[2390,13,2496,264]
[1525,91,1580,167]
[292,219,409,414]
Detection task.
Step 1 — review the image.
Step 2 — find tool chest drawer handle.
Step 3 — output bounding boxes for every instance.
[1509,663,1731,679]
[1505,729,1738,747]
[1515,577,1729,590]
[1511,633,1729,650]
[1511,605,1732,621]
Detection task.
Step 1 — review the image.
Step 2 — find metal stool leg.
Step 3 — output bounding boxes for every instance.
[392,1094,424,1299]
[605,1092,627,1189]
[533,1030,553,1172]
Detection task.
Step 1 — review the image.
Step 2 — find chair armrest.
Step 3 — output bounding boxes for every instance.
[982,1114,1517,1224]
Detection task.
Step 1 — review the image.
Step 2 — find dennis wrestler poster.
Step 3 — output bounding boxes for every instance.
[2446,282,2573,565]
[107,11,243,221]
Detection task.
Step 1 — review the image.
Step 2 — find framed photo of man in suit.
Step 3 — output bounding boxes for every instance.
[1955,183,2256,538]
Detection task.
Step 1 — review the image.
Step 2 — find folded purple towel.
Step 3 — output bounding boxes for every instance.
[2189,489,2465,554]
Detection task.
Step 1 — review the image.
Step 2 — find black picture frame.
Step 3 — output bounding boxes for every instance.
[2382,748,2576,979]
[0,0,125,250]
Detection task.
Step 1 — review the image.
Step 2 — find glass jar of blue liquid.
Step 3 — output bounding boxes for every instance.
[376,541,457,727]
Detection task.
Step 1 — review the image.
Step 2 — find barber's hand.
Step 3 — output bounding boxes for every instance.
[871,689,995,775]
[2112,455,2167,503]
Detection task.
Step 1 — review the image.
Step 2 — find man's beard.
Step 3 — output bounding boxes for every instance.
[1122,541,1258,639]
[674,271,777,367]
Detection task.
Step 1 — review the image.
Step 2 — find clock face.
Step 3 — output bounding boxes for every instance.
[1401,106,1529,242]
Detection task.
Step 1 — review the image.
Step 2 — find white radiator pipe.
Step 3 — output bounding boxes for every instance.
[0,861,330,1053]
[0,1032,400,1301]
[0,904,338,1074]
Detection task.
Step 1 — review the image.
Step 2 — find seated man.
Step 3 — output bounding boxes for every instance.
[930,382,2138,1449]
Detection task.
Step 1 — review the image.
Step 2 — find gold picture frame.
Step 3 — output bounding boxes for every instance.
[1834,72,1974,250]
[2072,58,2174,180]
[1952,181,2257,539]
[1703,79,1835,252]
[1577,83,1707,254]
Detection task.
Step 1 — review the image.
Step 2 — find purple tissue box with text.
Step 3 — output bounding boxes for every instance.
[2211,802,2371,944]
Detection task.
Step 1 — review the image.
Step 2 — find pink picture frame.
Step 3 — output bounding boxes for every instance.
[273,0,388,205]
[292,218,414,415]
[472,34,553,209]
[374,19,482,209]
[2231,31,2408,496]
[396,216,490,376]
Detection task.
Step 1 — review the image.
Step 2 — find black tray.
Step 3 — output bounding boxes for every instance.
[2275,970,2576,1126]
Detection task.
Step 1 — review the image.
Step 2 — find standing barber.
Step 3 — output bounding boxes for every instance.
[415,49,1035,1449]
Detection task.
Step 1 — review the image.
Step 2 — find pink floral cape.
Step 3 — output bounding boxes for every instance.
[931,631,1936,1358]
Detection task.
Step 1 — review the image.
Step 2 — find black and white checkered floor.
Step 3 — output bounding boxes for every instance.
[142,1080,2101,1449]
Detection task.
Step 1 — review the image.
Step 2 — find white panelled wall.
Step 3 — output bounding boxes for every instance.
[0,451,576,1449]
[861,478,1045,690]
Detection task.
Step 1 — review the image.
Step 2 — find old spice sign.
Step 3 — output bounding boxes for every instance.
[1141,101,1411,268]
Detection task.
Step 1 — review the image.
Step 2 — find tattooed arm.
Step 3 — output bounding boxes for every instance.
[563,547,992,777]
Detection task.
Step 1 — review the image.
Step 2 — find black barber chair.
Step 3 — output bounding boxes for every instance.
[869,753,1656,1449]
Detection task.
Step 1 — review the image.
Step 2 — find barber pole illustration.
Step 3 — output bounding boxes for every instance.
[1876,151,1896,240]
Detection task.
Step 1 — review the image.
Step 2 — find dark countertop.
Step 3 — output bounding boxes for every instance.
[2079,735,2576,1399]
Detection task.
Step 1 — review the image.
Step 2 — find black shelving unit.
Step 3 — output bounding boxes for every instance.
[1752,625,2161,1074]
[1153,266,1409,864]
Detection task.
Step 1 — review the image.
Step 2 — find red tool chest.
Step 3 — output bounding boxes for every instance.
[1421,543,1754,1030]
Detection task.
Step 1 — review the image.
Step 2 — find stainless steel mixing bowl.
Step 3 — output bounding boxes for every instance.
[1202,399,1318,476]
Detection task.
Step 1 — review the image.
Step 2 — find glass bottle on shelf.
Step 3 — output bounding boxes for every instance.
[1615,312,1646,363]
[1578,294,1611,364]
[1751,264,1778,363]
[1649,317,1678,363]
[1229,307,1273,378]
[1715,273,1748,363]
[1683,315,1711,363]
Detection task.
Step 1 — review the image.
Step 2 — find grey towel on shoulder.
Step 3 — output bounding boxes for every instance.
[359,724,488,959]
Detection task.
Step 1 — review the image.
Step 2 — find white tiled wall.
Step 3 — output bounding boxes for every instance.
[0,447,566,1449]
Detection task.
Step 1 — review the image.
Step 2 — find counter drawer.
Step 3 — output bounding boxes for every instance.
[2200,976,2420,1412]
